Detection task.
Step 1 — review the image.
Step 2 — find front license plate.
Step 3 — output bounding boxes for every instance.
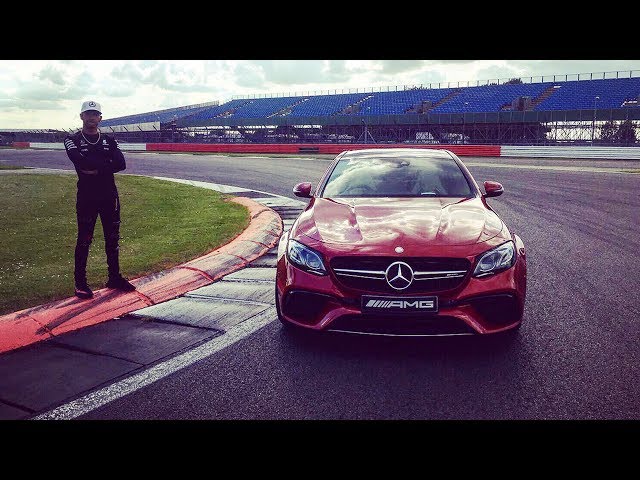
[361,295,438,314]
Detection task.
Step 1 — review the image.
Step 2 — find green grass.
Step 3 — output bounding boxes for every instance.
[0,164,27,169]
[0,173,249,315]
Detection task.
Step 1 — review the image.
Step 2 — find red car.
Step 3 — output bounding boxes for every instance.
[275,148,526,337]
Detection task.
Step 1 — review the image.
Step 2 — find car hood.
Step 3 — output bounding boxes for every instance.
[295,197,504,246]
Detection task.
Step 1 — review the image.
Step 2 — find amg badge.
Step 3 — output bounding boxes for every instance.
[362,295,438,313]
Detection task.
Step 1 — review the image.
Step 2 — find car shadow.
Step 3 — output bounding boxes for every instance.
[277,323,525,362]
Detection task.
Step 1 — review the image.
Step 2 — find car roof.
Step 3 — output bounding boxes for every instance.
[340,148,455,159]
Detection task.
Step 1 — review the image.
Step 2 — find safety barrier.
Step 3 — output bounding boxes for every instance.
[145,143,502,156]
[10,142,640,159]
[501,145,640,159]
[20,142,148,151]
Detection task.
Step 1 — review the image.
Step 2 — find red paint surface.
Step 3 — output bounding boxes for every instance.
[0,314,53,353]
[135,267,212,305]
[12,142,30,148]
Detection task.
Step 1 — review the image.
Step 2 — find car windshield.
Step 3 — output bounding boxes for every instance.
[321,152,474,198]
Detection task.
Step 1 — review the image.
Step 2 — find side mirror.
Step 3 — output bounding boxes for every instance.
[483,181,504,198]
[293,182,313,198]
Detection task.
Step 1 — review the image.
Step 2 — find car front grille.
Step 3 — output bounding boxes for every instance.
[330,256,470,294]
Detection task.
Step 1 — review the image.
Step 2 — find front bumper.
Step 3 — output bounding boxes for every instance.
[275,251,526,336]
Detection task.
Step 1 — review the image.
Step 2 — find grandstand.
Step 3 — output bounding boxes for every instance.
[100,100,220,127]
[8,71,640,146]
[0,129,67,144]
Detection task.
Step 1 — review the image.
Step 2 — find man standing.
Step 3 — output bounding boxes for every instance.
[64,100,135,299]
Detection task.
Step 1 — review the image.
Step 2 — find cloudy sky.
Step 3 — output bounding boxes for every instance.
[1,59,639,130]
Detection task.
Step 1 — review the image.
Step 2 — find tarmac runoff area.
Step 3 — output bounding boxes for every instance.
[0,172,307,355]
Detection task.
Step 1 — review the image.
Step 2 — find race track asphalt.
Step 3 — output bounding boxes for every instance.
[0,148,638,421]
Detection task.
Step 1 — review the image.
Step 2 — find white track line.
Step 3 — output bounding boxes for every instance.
[32,307,276,420]
[151,175,301,200]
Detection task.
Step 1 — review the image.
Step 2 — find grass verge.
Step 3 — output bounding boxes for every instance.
[0,173,250,315]
[0,165,27,169]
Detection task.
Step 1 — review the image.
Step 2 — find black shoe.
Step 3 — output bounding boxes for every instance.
[106,275,136,292]
[75,281,94,299]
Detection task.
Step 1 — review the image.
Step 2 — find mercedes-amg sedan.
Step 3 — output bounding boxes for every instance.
[275,148,526,337]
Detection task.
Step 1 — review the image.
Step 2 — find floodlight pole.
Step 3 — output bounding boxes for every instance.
[359,118,375,144]
[591,96,599,144]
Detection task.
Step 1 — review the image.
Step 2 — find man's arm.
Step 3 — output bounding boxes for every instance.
[106,137,126,173]
[64,136,100,173]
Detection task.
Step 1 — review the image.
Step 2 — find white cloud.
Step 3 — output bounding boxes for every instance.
[1,59,639,130]
[37,65,66,86]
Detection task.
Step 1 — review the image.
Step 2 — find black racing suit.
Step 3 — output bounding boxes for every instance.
[64,131,127,284]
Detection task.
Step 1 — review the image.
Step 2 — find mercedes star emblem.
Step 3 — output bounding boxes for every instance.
[385,261,414,290]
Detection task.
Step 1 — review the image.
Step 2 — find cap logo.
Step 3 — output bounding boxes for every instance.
[88,101,96,107]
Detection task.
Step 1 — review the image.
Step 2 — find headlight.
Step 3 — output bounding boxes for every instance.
[286,239,327,275]
[473,241,515,278]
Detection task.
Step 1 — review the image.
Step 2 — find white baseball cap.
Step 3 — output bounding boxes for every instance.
[80,100,102,114]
